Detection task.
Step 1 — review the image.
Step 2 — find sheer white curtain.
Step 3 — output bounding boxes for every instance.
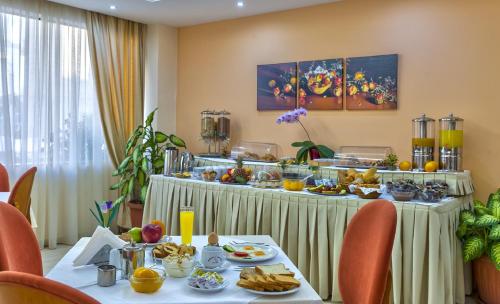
[0,0,115,248]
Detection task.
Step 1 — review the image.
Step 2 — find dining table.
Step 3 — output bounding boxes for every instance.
[46,235,323,304]
[0,191,37,228]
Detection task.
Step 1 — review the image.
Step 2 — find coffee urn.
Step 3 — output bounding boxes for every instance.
[439,113,463,171]
[412,114,435,171]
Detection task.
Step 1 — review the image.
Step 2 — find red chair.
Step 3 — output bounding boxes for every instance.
[0,163,8,192]
[8,167,37,223]
[338,199,397,304]
[0,203,42,275]
[0,271,100,304]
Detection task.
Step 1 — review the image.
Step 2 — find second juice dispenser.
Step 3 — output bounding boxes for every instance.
[412,114,435,171]
[439,113,463,171]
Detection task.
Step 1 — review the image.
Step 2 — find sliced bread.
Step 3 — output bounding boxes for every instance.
[255,263,295,277]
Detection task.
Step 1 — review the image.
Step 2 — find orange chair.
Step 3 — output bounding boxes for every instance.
[8,166,37,223]
[0,163,8,192]
[338,199,397,304]
[0,203,42,275]
[0,271,100,304]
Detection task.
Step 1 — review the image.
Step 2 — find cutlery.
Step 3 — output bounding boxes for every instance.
[229,241,269,246]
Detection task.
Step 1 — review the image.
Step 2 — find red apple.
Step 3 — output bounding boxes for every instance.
[141,224,163,243]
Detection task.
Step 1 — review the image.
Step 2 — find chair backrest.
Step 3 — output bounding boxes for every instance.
[0,203,42,275]
[8,167,37,222]
[338,199,397,304]
[0,271,100,304]
[0,163,9,192]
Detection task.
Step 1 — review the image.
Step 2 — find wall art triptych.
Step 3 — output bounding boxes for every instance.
[257,54,398,111]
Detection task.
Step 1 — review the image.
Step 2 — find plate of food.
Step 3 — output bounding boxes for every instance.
[152,242,197,262]
[307,184,348,196]
[237,264,301,295]
[187,269,229,293]
[223,244,277,262]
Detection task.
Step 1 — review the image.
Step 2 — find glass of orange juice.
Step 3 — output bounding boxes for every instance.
[180,206,194,245]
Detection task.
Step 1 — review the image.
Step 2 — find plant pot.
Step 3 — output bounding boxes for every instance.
[127,200,144,228]
[473,255,500,304]
[309,147,321,160]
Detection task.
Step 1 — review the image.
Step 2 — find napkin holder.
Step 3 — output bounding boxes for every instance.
[87,244,113,266]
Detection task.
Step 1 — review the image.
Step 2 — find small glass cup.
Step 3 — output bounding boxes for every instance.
[180,206,194,245]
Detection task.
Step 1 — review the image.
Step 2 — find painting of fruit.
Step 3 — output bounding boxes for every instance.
[257,62,297,111]
[345,54,398,110]
[298,59,343,110]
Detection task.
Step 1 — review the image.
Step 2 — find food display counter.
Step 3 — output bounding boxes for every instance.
[143,165,474,303]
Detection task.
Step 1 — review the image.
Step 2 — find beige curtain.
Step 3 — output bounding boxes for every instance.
[86,12,145,169]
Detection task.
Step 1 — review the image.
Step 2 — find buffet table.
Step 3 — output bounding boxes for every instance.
[143,175,472,304]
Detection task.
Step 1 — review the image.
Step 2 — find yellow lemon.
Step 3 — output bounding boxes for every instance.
[399,161,412,171]
[134,267,158,279]
[424,161,438,173]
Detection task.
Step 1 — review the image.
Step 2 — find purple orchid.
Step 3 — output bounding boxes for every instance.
[276,107,307,125]
[99,200,113,213]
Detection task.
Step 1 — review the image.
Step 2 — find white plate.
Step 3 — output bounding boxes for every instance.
[187,280,230,293]
[239,286,300,296]
[226,244,278,263]
[138,235,172,247]
[195,261,231,273]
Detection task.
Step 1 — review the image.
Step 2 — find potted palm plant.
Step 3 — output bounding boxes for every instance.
[111,109,186,227]
[456,189,500,303]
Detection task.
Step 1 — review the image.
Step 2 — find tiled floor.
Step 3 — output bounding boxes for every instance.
[42,246,481,303]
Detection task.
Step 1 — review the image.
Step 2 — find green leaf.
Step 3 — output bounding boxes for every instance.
[474,200,491,216]
[296,145,309,163]
[145,108,157,126]
[108,204,120,226]
[133,145,142,164]
[110,181,123,190]
[153,158,164,169]
[155,131,168,143]
[128,178,135,197]
[121,180,129,196]
[137,169,146,187]
[141,158,149,174]
[489,225,500,241]
[140,185,148,203]
[487,195,500,219]
[94,201,104,224]
[291,141,305,147]
[463,236,485,262]
[316,145,335,158]
[89,208,102,226]
[476,214,500,227]
[460,210,475,225]
[489,242,500,270]
[115,195,126,206]
[456,222,468,239]
[118,156,132,171]
[112,169,120,177]
[169,134,186,148]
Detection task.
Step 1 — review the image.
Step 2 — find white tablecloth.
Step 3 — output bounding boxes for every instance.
[143,176,472,303]
[0,192,37,229]
[47,235,322,304]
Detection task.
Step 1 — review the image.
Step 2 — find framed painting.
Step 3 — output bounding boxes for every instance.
[257,62,297,111]
[298,59,343,110]
[345,54,398,110]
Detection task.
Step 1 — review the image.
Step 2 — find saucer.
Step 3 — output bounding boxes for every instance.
[195,261,231,273]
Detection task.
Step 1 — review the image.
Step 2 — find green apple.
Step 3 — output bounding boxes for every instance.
[128,227,142,243]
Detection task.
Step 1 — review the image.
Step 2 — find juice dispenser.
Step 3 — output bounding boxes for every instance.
[412,114,435,171]
[439,114,463,171]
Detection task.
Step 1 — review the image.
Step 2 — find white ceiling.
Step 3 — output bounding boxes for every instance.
[49,0,339,27]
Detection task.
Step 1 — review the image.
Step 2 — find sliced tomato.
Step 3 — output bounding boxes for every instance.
[233,251,249,257]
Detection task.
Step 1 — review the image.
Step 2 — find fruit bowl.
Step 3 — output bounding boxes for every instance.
[283,178,306,191]
[129,268,165,293]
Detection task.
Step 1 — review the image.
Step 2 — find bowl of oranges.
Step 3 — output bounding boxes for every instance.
[282,173,308,191]
[129,267,166,293]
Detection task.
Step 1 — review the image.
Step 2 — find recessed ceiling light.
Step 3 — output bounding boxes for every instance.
[109,5,116,10]
[146,0,161,2]
[236,1,244,7]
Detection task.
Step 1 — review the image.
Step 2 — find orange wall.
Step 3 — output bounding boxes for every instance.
[176,0,500,200]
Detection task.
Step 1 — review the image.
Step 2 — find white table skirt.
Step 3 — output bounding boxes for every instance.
[0,192,37,229]
[143,176,472,304]
[47,235,322,304]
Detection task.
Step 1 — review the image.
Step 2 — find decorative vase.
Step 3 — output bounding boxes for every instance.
[127,200,144,228]
[473,255,500,304]
[309,147,321,160]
